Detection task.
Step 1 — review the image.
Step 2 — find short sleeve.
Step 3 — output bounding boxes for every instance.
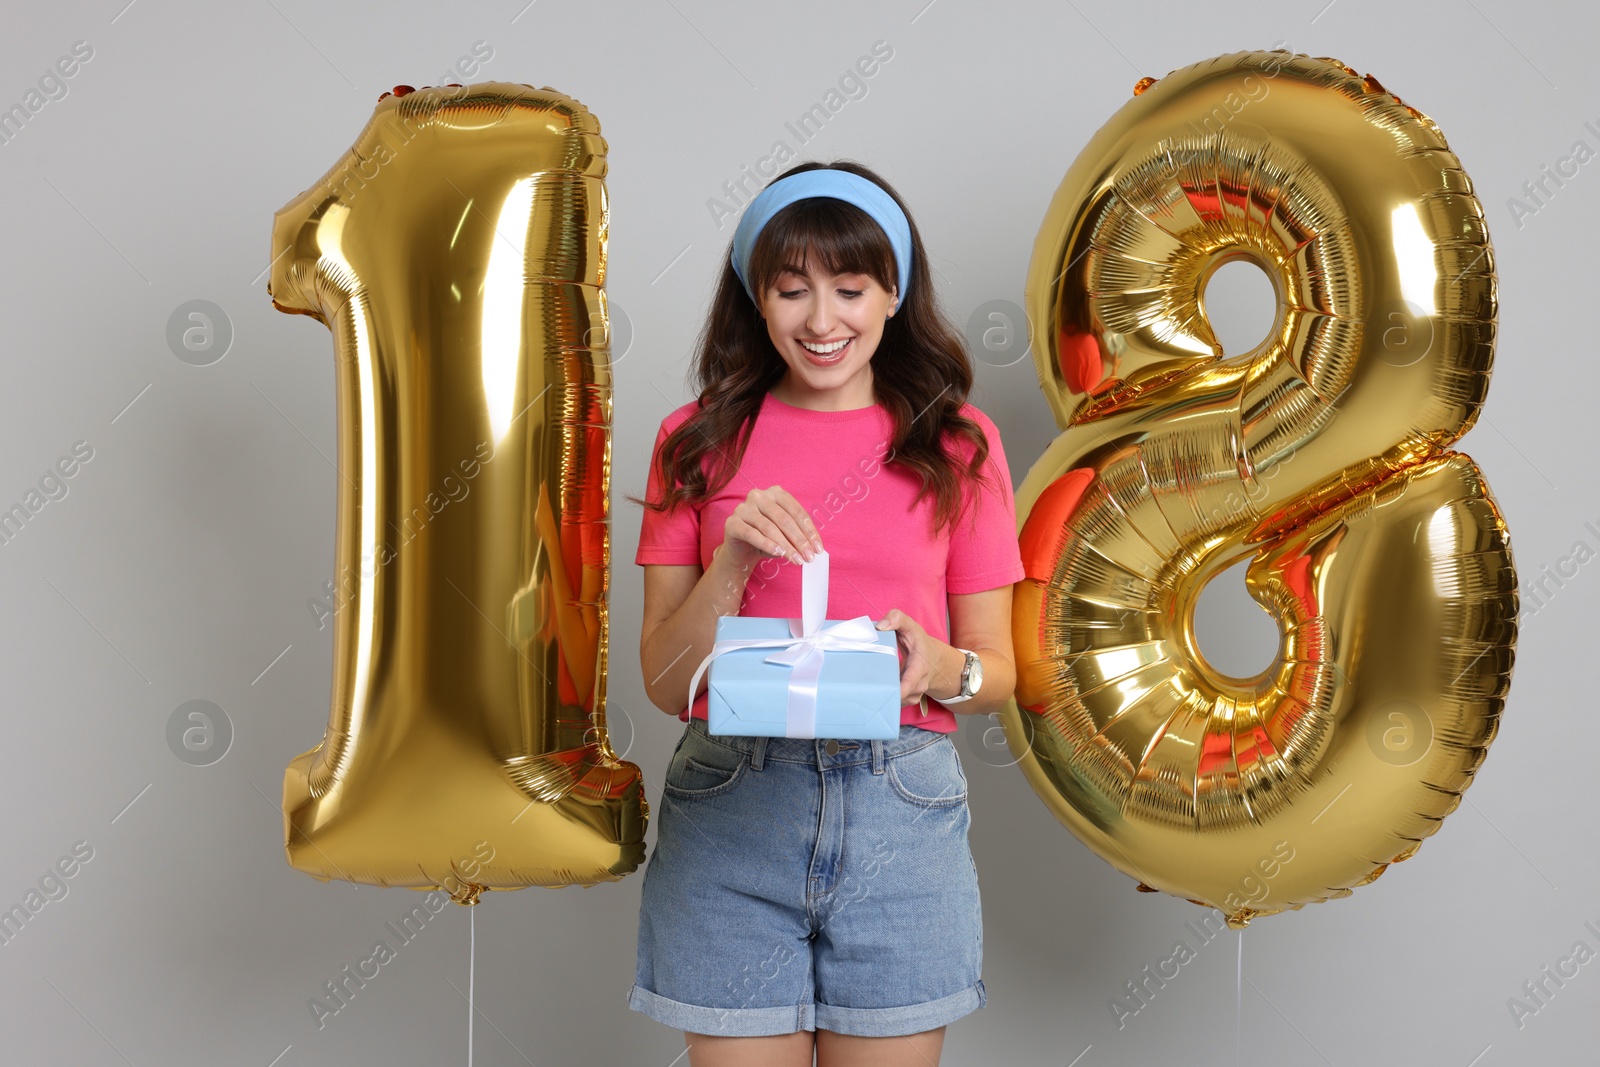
[635,419,702,566]
[945,410,1026,594]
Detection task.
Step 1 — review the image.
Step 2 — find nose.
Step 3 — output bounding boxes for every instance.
[806,292,838,335]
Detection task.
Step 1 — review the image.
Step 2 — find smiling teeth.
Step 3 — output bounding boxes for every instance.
[801,339,849,354]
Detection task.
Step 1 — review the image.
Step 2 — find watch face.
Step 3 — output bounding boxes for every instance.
[967,652,983,693]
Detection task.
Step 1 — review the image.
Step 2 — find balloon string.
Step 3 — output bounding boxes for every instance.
[468,905,476,1067]
[1235,929,1242,1067]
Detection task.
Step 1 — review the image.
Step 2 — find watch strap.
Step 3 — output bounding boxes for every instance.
[940,648,978,704]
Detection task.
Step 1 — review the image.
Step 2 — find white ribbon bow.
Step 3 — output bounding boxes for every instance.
[686,549,899,737]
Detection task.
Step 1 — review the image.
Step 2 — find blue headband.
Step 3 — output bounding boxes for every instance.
[730,169,913,308]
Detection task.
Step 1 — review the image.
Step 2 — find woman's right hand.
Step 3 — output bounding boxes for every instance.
[723,485,824,569]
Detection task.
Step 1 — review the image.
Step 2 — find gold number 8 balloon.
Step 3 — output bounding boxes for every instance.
[267,83,646,903]
[1007,51,1517,927]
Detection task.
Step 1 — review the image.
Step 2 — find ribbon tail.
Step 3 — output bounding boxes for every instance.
[785,648,823,738]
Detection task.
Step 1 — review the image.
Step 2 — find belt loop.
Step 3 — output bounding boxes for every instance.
[750,735,768,771]
[871,737,884,775]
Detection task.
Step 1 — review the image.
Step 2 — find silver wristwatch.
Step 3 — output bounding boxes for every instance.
[940,648,983,704]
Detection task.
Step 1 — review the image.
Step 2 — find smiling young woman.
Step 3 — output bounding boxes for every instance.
[761,259,897,412]
[624,160,1023,1067]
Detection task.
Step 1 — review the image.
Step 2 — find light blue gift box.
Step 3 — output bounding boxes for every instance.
[684,550,905,740]
[705,615,903,739]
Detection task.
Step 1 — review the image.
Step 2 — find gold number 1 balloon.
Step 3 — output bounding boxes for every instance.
[268,82,645,903]
[1007,51,1517,927]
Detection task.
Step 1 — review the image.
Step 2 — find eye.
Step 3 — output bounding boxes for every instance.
[778,288,805,299]
[838,289,864,298]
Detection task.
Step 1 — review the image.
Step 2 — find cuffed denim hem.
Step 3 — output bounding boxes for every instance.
[814,979,986,1037]
[627,983,816,1036]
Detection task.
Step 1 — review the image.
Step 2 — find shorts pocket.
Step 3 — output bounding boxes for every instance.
[886,736,967,808]
[663,739,749,799]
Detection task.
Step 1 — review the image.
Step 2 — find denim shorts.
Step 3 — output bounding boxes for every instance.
[626,717,985,1038]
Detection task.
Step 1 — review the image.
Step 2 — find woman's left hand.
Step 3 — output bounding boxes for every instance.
[875,608,960,709]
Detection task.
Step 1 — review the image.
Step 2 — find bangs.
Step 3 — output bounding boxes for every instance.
[746,196,899,299]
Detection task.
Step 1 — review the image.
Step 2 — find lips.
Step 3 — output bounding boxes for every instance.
[801,338,851,365]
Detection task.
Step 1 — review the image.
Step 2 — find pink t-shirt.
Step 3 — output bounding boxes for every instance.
[635,390,1026,734]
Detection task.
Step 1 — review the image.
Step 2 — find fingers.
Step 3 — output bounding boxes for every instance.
[876,608,911,632]
[875,610,932,704]
[728,486,824,564]
[764,485,823,557]
[730,514,805,564]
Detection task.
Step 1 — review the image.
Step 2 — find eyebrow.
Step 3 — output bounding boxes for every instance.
[776,264,868,280]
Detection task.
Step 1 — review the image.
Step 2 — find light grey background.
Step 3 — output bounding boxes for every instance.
[1,0,1593,1063]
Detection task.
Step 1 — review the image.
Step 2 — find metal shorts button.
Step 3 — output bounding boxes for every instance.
[824,739,840,755]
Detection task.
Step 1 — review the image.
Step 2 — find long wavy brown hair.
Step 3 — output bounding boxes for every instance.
[626,159,995,541]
